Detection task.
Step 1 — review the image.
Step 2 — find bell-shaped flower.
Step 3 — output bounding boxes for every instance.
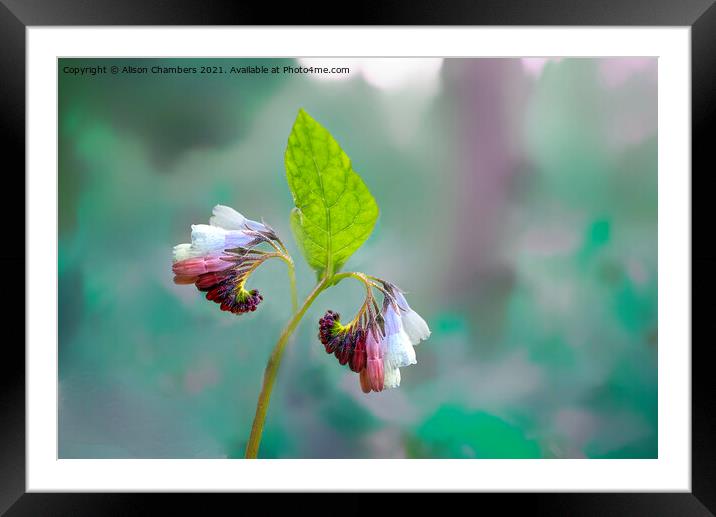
[383,365,401,390]
[393,290,431,346]
[187,224,256,256]
[209,204,268,233]
[382,303,417,370]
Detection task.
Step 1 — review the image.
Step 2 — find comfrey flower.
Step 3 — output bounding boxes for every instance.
[172,205,288,315]
[383,301,416,369]
[318,276,430,393]
[390,287,431,346]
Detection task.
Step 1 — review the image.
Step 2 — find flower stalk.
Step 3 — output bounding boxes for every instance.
[287,259,298,315]
[244,276,329,458]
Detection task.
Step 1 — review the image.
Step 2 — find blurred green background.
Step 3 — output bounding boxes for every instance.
[58,58,657,458]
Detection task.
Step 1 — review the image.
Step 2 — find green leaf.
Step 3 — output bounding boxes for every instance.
[285,109,379,277]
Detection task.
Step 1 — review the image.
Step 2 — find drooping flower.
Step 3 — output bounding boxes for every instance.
[209,204,269,233]
[173,205,273,264]
[172,205,280,315]
[391,289,431,346]
[383,364,401,390]
[382,301,417,370]
[317,278,430,393]
[375,284,431,389]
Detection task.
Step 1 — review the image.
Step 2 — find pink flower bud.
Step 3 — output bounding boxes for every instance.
[349,330,367,373]
[359,368,372,393]
[173,274,199,285]
[365,329,384,391]
[172,254,233,277]
[366,357,384,392]
[366,328,383,360]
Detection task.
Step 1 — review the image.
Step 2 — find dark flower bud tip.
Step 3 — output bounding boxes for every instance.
[208,284,263,315]
[336,334,353,366]
[318,310,341,345]
[317,310,368,374]
[233,288,264,314]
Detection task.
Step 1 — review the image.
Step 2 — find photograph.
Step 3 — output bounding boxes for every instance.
[57,56,658,460]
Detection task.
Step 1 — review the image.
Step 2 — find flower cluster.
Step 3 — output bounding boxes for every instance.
[318,280,430,393]
[172,205,284,315]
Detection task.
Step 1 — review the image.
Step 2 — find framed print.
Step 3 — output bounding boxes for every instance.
[2,0,714,513]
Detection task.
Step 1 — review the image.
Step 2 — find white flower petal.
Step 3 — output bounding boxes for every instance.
[383,304,403,335]
[385,331,416,369]
[210,204,267,233]
[393,290,430,345]
[393,290,411,312]
[383,365,401,389]
[172,243,199,262]
[191,224,227,251]
[402,310,431,346]
[381,303,417,369]
[190,224,254,255]
[225,231,257,248]
[209,205,247,230]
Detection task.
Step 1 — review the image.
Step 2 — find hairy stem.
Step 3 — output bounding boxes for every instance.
[244,276,329,458]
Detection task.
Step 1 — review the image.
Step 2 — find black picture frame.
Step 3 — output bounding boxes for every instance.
[2,1,713,513]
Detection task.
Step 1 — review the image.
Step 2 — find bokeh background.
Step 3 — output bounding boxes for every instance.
[58,57,657,459]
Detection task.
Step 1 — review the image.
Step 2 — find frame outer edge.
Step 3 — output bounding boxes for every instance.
[691,1,716,513]
[0,0,28,514]
[3,0,712,511]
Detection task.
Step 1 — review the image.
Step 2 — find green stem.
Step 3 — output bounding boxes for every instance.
[276,254,298,315]
[273,239,298,314]
[331,271,369,286]
[244,276,329,458]
[287,262,298,314]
